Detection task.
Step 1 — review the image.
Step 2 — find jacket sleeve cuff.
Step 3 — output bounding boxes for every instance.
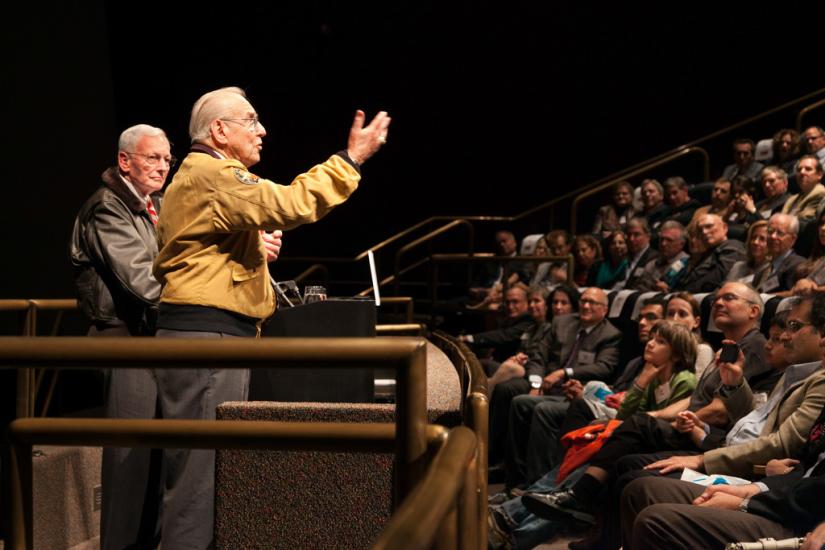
[336,150,362,174]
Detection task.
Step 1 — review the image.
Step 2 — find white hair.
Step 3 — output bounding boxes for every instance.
[769,213,800,236]
[118,124,167,153]
[188,86,248,143]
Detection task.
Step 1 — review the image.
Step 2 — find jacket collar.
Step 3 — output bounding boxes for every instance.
[100,166,159,215]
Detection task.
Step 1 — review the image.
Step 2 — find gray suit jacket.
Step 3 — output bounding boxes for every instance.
[753,250,805,293]
[524,314,622,381]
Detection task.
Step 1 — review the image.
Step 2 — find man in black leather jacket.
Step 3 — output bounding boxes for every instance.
[70,123,171,336]
[69,123,172,550]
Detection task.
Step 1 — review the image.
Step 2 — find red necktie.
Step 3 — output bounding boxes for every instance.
[146,198,159,225]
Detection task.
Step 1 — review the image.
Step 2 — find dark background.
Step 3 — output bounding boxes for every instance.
[5,1,825,301]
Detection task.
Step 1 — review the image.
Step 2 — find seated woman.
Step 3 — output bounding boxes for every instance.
[489,321,698,550]
[572,234,602,287]
[773,128,803,178]
[592,181,638,238]
[527,237,567,289]
[664,292,714,378]
[593,231,629,289]
[726,220,769,284]
[791,209,825,295]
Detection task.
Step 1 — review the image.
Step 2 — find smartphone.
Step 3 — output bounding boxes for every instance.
[719,343,740,363]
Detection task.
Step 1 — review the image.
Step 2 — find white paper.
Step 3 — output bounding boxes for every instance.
[680,467,751,487]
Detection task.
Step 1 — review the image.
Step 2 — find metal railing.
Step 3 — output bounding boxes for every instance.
[7,417,459,550]
[372,426,478,550]
[570,146,710,232]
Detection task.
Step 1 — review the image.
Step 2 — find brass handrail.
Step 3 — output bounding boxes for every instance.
[427,254,575,316]
[796,98,825,132]
[292,263,330,285]
[7,418,451,550]
[372,426,478,550]
[570,146,710,232]
[380,296,415,323]
[393,219,474,295]
[0,336,428,504]
[376,323,427,336]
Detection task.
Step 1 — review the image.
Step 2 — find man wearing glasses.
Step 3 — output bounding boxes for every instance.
[151,87,390,549]
[803,126,825,168]
[70,124,173,549]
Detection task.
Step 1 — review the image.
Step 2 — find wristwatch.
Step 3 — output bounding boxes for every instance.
[529,375,542,389]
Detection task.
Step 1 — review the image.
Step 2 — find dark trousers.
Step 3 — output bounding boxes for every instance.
[622,476,794,550]
[504,394,569,488]
[490,377,530,465]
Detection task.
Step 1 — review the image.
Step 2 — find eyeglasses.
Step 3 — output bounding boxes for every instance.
[804,135,823,141]
[220,116,262,132]
[786,319,813,333]
[767,227,792,237]
[714,293,757,305]
[580,298,607,308]
[126,152,177,169]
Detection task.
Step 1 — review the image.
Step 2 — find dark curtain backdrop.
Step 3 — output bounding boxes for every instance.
[4,1,825,299]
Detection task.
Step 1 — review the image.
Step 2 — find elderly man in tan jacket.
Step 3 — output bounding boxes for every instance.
[782,154,825,222]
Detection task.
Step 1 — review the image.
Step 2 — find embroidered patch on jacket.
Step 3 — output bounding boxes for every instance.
[233,168,260,185]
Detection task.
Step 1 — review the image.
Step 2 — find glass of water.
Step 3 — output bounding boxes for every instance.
[304,285,327,303]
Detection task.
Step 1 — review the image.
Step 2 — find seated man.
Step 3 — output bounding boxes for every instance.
[488,288,621,469]
[662,176,702,227]
[634,220,689,292]
[622,402,825,550]
[782,155,825,223]
[673,214,746,293]
[523,293,825,548]
[690,178,734,224]
[615,217,660,290]
[460,283,534,368]
[721,138,765,182]
[639,178,670,231]
[738,166,791,224]
[503,297,665,490]
[469,230,530,302]
[753,213,804,294]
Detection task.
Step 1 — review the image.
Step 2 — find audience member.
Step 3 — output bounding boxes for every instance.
[792,209,825,295]
[691,178,733,224]
[486,286,553,394]
[639,178,670,230]
[673,214,746,293]
[737,166,791,224]
[502,296,665,491]
[592,181,637,238]
[470,230,529,302]
[782,155,825,222]
[460,283,534,366]
[773,128,803,176]
[616,217,660,290]
[487,287,620,469]
[548,284,579,319]
[571,235,602,287]
[721,138,765,181]
[752,213,804,293]
[726,220,770,284]
[594,231,629,289]
[663,177,702,226]
[636,221,689,292]
[803,125,825,169]
[665,292,715,378]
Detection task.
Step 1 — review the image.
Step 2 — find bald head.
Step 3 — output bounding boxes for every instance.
[697,214,728,248]
[579,287,608,328]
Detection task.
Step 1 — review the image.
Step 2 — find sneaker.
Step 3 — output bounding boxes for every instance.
[521,489,595,525]
[487,507,512,549]
[488,491,509,505]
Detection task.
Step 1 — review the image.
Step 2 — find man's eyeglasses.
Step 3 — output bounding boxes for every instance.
[804,135,823,142]
[786,319,813,333]
[580,298,607,307]
[220,116,262,132]
[126,152,177,169]
[713,293,757,305]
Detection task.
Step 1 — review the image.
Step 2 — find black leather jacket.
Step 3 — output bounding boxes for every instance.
[69,167,162,334]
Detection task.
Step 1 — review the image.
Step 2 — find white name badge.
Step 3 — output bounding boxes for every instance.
[760,275,780,293]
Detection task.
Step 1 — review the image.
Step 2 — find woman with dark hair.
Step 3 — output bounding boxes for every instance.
[592,181,638,238]
[772,128,802,176]
[726,220,770,284]
[572,235,602,287]
[593,231,629,289]
[548,284,579,318]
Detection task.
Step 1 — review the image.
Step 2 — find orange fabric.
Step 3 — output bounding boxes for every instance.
[556,419,623,483]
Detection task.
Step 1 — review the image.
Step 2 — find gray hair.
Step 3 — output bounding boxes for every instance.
[664,176,688,190]
[626,216,652,236]
[761,165,787,181]
[118,124,167,153]
[769,213,799,236]
[659,220,686,242]
[189,86,248,143]
[642,178,663,195]
[738,282,764,321]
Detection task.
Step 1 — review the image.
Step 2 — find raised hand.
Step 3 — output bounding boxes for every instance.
[347,110,392,165]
